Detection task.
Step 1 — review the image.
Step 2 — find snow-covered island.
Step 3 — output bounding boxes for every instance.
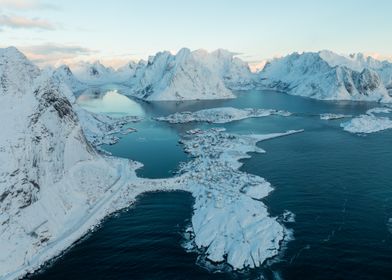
[176,128,304,269]
[320,113,352,120]
[340,107,392,134]
[156,107,291,124]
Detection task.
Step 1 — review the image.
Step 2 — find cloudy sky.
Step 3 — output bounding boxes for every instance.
[1,0,391,68]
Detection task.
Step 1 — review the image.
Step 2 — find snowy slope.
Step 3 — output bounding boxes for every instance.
[0,47,162,279]
[0,46,41,95]
[128,48,254,101]
[259,51,392,102]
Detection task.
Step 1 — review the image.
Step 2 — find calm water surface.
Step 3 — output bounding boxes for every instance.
[28,88,392,280]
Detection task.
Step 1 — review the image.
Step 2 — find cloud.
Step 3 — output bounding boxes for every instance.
[16,43,139,68]
[0,0,58,10]
[25,43,93,55]
[19,43,98,67]
[0,14,55,30]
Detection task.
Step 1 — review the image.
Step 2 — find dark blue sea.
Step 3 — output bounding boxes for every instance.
[28,88,392,280]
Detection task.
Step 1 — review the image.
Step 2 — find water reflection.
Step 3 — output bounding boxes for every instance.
[76,88,145,117]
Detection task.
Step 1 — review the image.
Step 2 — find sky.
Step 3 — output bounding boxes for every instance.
[1,0,392,69]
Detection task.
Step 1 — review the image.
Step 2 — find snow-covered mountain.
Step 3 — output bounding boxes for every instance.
[259,51,392,102]
[71,61,117,84]
[128,48,254,101]
[0,47,148,279]
[192,49,255,90]
[0,46,41,95]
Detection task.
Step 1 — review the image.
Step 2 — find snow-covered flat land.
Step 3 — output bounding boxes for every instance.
[156,107,291,124]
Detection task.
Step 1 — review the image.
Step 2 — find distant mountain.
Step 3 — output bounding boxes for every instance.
[52,64,87,92]
[0,47,136,279]
[128,48,254,101]
[71,60,117,84]
[258,51,392,102]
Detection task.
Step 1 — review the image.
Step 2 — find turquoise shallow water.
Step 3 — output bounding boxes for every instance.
[28,89,392,280]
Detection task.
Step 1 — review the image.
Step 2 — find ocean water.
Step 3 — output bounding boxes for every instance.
[28,89,392,280]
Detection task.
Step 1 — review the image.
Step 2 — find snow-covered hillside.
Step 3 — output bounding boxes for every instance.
[0,47,163,279]
[128,48,254,101]
[259,51,392,102]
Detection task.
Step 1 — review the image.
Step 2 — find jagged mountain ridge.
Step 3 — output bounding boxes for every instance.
[258,51,392,102]
[127,48,254,101]
[61,49,392,103]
